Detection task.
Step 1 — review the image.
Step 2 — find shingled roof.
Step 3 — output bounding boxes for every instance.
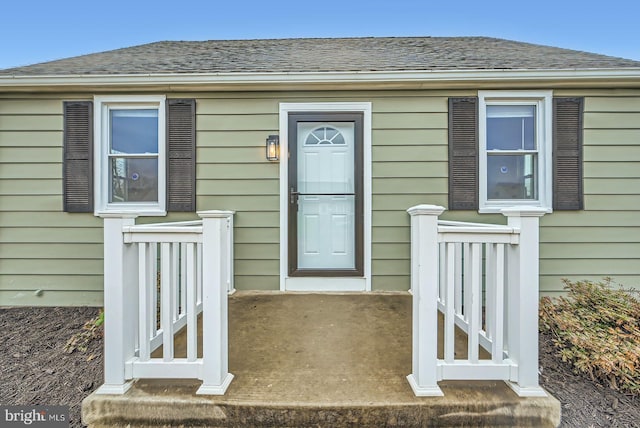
[2,36,639,76]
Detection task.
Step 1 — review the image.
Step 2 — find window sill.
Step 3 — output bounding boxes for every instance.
[479,204,552,215]
[95,207,167,217]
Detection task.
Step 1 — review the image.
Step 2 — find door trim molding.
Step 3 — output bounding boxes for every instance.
[279,102,372,292]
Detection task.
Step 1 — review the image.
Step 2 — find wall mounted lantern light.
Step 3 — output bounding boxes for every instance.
[266,134,279,161]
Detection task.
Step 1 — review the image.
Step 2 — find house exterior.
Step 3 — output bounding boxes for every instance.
[0,36,639,305]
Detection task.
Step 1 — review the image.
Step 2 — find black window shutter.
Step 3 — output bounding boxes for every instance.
[166,99,196,212]
[553,97,584,210]
[448,97,479,210]
[63,101,93,213]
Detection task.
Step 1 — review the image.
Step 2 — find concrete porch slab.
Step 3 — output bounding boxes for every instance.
[83,293,560,427]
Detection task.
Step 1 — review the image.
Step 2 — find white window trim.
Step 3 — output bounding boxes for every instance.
[478,90,553,214]
[278,102,372,292]
[94,95,167,216]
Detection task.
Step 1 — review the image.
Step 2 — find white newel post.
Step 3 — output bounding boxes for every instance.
[96,214,139,395]
[502,207,547,397]
[406,204,445,396]
[196,210,234,395]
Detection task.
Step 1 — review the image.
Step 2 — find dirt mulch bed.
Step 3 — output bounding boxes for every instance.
[0,307,103,428]
[538,331,639,427]
[1,307,639,427]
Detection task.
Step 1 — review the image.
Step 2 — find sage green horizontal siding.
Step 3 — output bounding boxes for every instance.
[234,228,279,244]
[583,129,640,145]
[584,162,638,178]
[540,275,640,296]
[373,129,448,145]
[0,147,62,163]
[193,91,280,295]
[0,274,102,290]
[198,195,279,211]
[233,276,279,290]
[583,178,640,194]
[3,259,103,275]
[0,243,103,259]
[540,243,640,259]
[0,96,103,306]
[192,90,452,291]
[584,146,640,161]
[0,131,63,147]
[0,179,61,195]
[197,131,276,147]
[373,161,448,177]
[585,96,640,111]
[373,178,448,194]
[540,211,640,227]
[1,90,638,304]
[196,179,278,195]
[0,291,103,306]
[197,147,267,163]
[583,195,639,210]
[232,211,280,228]
[583,112,640,129]
[0,227,103,243]
[439,91,640,294]
[372,276,410,291]
[0,115,61,131]
[0,211,104,227]
[198,114,277,131]
[0,163,61,179]
[545,93,640,291]
[372,145,446,162]
[373,112,447,129]
[539,227,640,243]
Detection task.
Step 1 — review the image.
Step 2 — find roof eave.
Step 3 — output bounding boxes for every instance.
[1,68,640,92]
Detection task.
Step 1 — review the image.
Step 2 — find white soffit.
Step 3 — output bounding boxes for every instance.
[1,68,640,91]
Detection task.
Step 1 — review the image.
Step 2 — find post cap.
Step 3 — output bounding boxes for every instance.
[97,212,139,219]
[197,210,236,219]
[407,204,446,217]
[500,206,549,218]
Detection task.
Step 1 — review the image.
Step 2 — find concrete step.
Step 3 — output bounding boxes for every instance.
[82,293,560,427]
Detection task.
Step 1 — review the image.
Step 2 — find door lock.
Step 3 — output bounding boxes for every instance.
[290,187,299,204]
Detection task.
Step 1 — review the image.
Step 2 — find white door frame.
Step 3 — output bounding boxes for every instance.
[279,102,372,292]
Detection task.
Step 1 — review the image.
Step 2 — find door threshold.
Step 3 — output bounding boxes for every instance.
[231,290,411,296]
[284,277,366,292]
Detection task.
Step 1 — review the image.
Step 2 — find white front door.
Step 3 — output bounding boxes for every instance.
[288,113,363,279]
[297,122,355,269]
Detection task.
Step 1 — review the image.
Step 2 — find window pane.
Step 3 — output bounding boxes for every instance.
[487,105,535,150]
[110,109,158,154]
[487,154,537,200]
[110,157,158,202]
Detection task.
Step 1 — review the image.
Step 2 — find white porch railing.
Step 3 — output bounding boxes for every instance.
[406,204,547,397]
[95,210,234,395]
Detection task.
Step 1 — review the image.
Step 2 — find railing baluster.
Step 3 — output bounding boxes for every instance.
[463,242,471,322]
[454,242,462,316]
[138,243,150,361]
[171,243,179,322]
[226,216,235,293]
[438,243,446,302]
[492,243,505,363]
[186,242,197,362]
[485,243,496,338]
[180,242,187,316]
[149,243,158,335]
[468,242,482,364]
[161,242,174,361]
[444,242,456,363]
[196,242,203,306]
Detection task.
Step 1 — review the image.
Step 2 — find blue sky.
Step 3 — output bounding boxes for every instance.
[1,0,639,69]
